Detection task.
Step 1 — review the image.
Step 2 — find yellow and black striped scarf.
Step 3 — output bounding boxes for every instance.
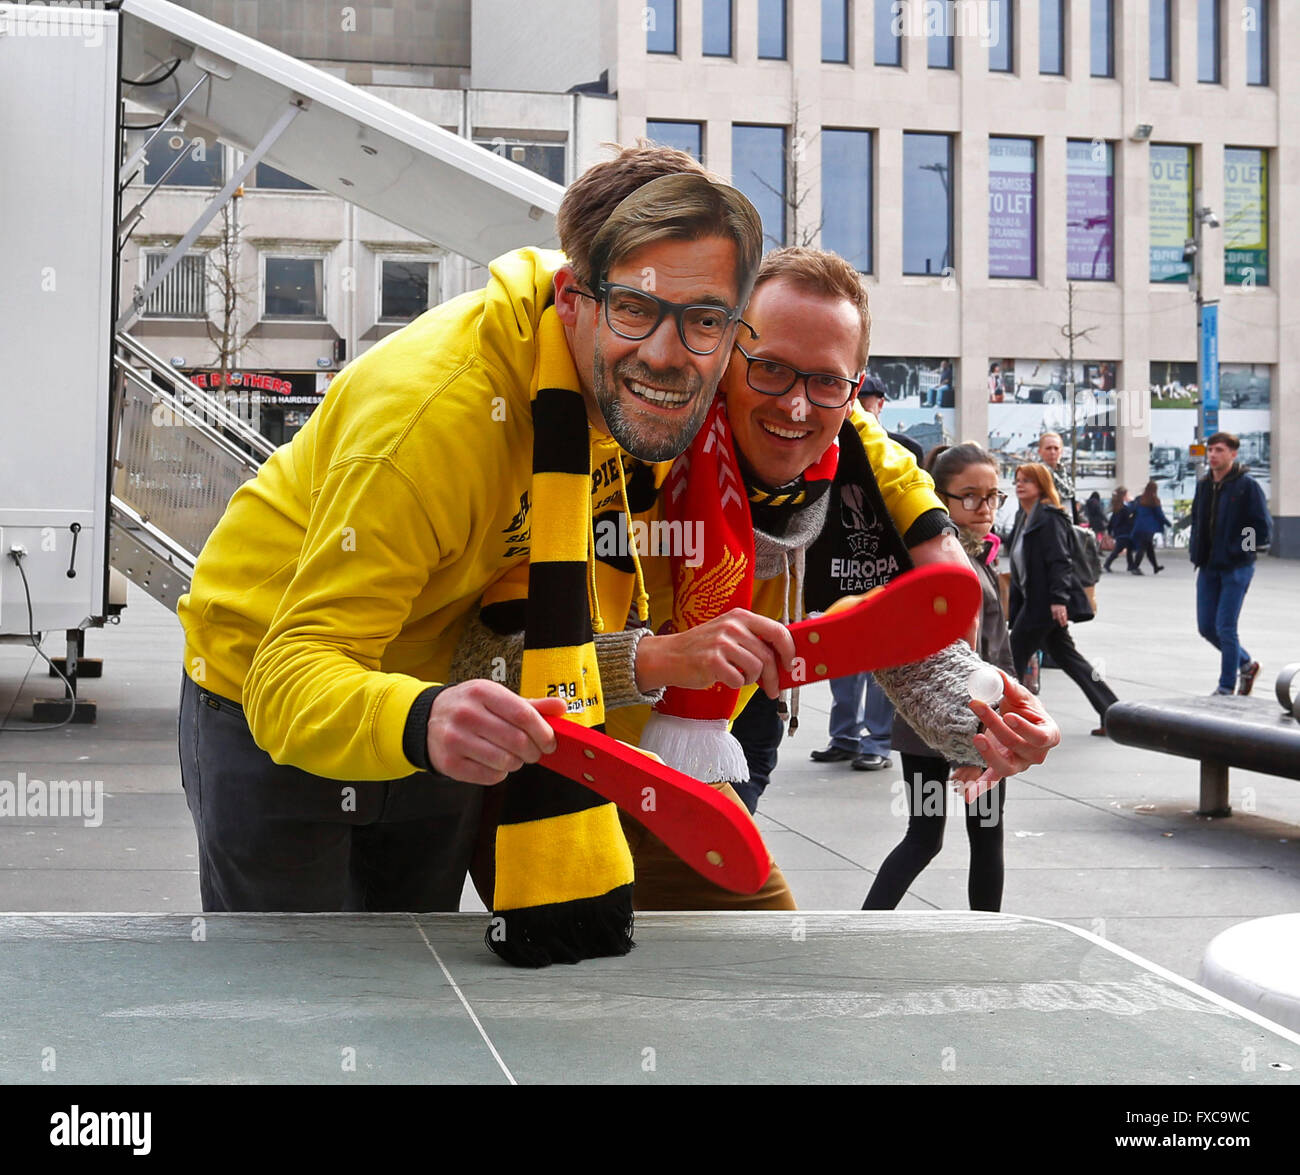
[486,307,635,967]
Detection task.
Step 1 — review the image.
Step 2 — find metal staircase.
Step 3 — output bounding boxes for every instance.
[109,332,274,609]
[103,0,559,612]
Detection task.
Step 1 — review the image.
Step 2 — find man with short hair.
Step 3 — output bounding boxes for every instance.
[626,248,1059,835]
[1037,431,1077,521]
[857,374,924,461]
[1189,432,1272,695]
[708,253,1057,815]
[176,145,769,926]
[810,372,919,772]
[460,247,1060,910]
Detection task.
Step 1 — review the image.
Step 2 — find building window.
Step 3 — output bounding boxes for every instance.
[1148,144,1193,284]
[142,136,224,187]
[646,0,676,54]
[380,259,435,322]
[645,120,703,162]
[988,0,1013,72]
[822,0,849,62]
[1150,0,1172,80]
[903,132,953,277]
[1090,0,1113,77]
[474,138,566,185]
[928,0,954,69]
[988,137,1036,280]
[252,161,316,191]
[874,0,901,65]
[702,0,732,57]
[1040,0,1064,74]
[142,252,206,318]
[732,125,787,252]
[1224,148,1268,287]
[1198,0,1220,83]
[1244,0,1267,85]
[822,129,872,273]
[1067,140,1115,281]
[263,256,325,319]
[758,0,787,59]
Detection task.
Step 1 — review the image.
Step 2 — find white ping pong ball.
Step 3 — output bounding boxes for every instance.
[967,666,1005,707]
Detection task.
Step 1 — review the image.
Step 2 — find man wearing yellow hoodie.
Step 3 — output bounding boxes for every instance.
[452,248,1060,912]
[178,146,785,912]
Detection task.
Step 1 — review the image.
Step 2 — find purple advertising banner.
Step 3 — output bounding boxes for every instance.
[988,138,1035,278]
[1067,140,1114,281]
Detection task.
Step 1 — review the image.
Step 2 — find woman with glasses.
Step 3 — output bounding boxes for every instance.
[1006,463,1118,735]
[864,444,1017,913]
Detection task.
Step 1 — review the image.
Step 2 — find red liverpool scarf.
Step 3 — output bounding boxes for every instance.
[638,398,838,779]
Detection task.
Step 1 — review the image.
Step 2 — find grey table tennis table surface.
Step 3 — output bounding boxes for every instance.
[3,911,1298,1085]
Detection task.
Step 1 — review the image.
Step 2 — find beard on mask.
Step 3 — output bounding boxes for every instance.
[591,343,718,463]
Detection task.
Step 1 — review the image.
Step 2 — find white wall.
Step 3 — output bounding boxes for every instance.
[471,0,614,92]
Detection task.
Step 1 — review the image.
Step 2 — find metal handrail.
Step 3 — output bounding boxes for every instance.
[113,358,268,474]
[110,496,198,569]
[115,331,277,461]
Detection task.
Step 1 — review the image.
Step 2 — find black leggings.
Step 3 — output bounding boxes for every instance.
[1133,534,1161,571]
[863,752,1006,912]
[1103,537,1134,570]
[1010,619,1118,720]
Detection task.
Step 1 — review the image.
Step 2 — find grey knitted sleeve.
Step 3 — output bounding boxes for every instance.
[873,641,986,766]
[449,610,666,710]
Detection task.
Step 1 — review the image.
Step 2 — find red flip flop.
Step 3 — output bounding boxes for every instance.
[542,717,771,895]
[778,563,981,689]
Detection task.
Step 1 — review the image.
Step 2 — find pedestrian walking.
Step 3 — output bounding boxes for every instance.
[1006,463,1118,735]
[1189,432,1272,696]
[1103,487,1136,572]
[1130,481,1169,574]
[1084,491,1107,534]
[1037,431,1078,522]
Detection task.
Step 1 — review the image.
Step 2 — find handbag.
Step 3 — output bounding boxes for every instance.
[1070,524,1102,587]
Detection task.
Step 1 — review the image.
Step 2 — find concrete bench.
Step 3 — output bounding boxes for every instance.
[1105,673,1300,817]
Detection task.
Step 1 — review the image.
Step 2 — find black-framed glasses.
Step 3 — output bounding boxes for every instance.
[733,344,862,409]
[940,490,1007,511]
[573,282,746,355]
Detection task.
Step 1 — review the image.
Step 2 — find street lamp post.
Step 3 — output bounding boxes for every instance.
[1188,191,1221,447]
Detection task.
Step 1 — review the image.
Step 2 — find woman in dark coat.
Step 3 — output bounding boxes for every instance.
[1104,486,1136,572]
[1130,480,1170,575]
[1084,491,1107,534]
[1007,463,1118,735]
[864,444,1015,913]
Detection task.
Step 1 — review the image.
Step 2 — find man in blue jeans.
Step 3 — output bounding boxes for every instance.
[810,376,924,772]
[1189,432,1272,696]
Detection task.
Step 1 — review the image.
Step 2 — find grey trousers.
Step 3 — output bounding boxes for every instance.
[177,673,483,912]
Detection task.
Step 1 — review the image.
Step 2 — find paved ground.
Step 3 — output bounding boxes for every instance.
[0,551,1296,983]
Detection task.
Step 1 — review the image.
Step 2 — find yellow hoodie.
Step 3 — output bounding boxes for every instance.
[179,247,651,781]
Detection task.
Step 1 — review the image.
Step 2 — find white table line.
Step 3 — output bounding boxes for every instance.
[412,919,517,1086]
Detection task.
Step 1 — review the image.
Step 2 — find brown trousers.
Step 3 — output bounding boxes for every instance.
[619,780,796,911]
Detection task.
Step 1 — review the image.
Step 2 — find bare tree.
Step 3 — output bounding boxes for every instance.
[204,192,258,421]
[744,93,824,249]
[785,96,824,248]
[1055,281,1100,487]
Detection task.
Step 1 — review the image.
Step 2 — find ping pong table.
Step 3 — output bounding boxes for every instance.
[3,911,1298,1084]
